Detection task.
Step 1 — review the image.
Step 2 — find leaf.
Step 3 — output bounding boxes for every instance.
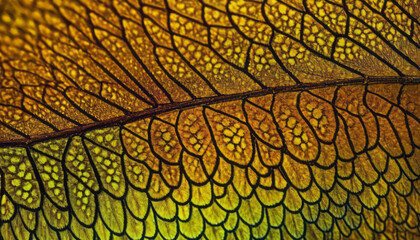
[0,0,420,239]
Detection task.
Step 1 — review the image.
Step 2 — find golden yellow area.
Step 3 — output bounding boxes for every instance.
[0,0,419,141]
[0,83,419,239]
[0,0,420,239]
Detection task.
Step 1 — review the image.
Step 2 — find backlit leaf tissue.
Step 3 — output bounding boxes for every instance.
[0,0,419,239]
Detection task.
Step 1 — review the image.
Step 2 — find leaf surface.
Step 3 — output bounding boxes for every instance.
[0,0,420,239]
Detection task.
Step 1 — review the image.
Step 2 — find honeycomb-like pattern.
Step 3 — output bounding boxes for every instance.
[0,83,418,239]
[0,0,419,143]
[0,0,419,239]
[0,148,41,209]
[30,151,67,207]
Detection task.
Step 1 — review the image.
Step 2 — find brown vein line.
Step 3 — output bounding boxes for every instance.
[1,76,419,147]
